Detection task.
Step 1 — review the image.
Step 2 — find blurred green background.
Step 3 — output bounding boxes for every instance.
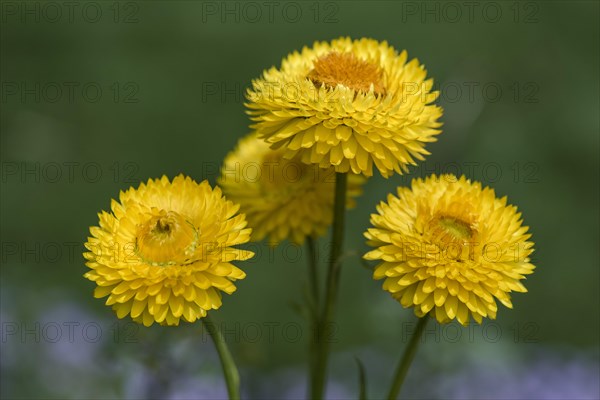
[1,1,598,399]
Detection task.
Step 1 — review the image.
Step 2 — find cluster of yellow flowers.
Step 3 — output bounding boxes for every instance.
[84,37,535,330]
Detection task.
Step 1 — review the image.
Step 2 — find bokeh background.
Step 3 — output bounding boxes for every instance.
[1,1,599,399]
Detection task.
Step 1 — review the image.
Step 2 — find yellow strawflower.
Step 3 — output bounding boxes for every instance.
[84,175,253,327]
[246,37,443,178]
[364,175,535,325]
[219,133,365,244]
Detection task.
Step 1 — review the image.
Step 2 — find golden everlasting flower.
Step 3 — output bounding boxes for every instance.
[84,175,253,327]
[364,175,535,325]
[219,133,365,244]
[246,37,443,178]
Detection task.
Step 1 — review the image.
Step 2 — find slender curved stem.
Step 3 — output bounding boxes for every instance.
[387,316,429,400]
[202,315,240,400]
[310,172,348,399]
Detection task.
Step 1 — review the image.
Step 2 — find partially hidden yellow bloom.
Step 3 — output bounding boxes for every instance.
[246,37,443,178]
[219,133,365,244]
[84,175,254,327]
[364,175,535,325]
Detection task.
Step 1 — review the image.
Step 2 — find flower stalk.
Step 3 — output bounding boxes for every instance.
[202,315,241,400]
[387,315,429,400]
[306,235,320,392]
[311,172,348,399]
[306,236,320,309]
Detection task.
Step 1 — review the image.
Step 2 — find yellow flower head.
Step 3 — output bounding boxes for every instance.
[219,133,365,244]
[84,175,254,327]
[246,37,443,178]
[364,175,535,325]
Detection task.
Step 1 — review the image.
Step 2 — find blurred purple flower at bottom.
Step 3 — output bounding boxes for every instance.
[167,376,228,400]
[435,351,599,400]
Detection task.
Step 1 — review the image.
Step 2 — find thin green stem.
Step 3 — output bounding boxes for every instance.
[310,172,348,400]
[387,316,429,400]
[306,236,320,308]
[202,315,240,400]
[306,236,320,396]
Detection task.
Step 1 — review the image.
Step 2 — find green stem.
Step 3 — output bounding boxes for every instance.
[306,236,320,396]
[202,315,240,400]
[387,316,429,400]
[310,172,348,399]
[306,236,320,308]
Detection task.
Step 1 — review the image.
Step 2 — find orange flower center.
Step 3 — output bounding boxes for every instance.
[136,210,199,265]
[307,52,385,95]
